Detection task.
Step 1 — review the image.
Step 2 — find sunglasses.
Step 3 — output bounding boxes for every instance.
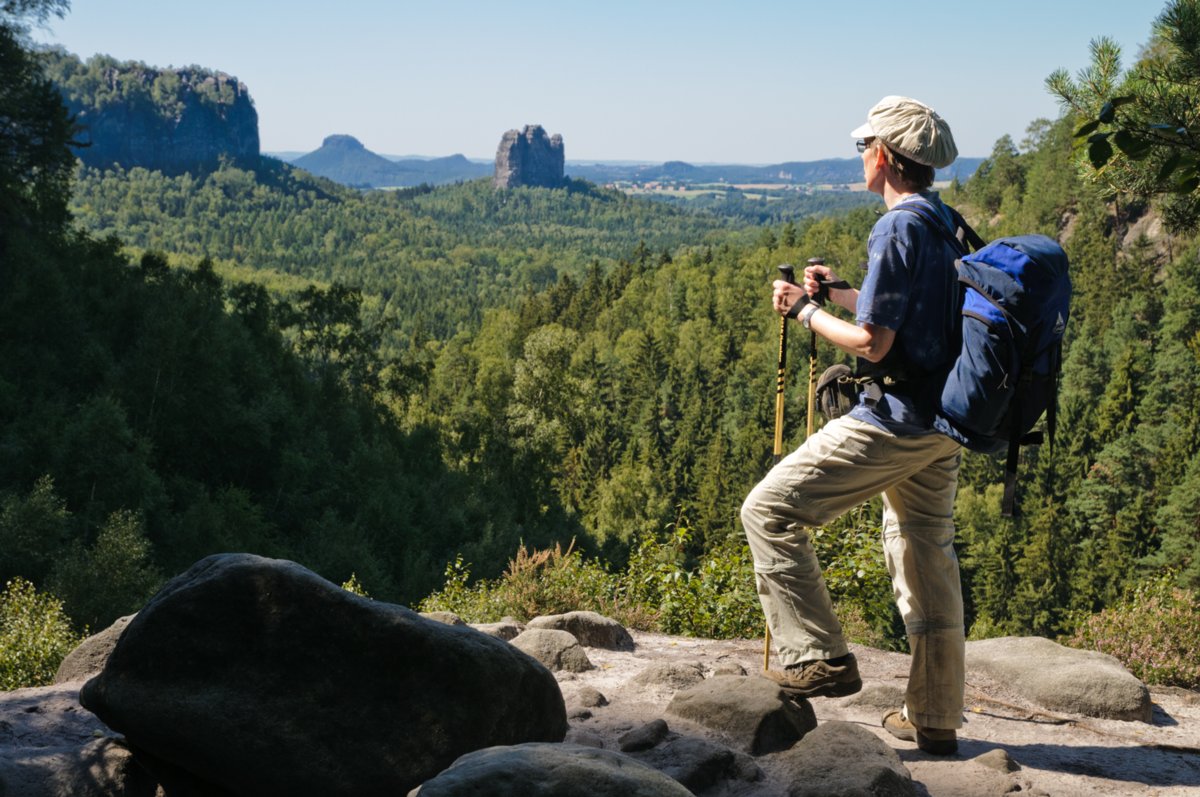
[856,137,876,154]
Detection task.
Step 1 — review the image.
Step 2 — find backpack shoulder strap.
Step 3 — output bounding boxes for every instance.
[895,200,986,256]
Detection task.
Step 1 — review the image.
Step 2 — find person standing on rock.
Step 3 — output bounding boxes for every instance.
[740,95,965,756]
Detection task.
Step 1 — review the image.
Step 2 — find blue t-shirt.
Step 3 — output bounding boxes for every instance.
[848,192,961,436]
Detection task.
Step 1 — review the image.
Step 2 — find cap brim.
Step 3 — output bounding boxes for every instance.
[850,121,875,139]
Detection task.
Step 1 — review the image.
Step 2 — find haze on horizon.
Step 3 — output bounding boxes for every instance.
[34,0,1158,164]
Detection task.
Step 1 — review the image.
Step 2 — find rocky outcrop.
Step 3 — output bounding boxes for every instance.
[79,553,567,796]
[6,596,1179,797]
[493,124,565,189]
[47,52,259,175]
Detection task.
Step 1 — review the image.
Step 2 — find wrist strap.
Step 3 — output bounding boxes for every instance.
[785,295,809,319]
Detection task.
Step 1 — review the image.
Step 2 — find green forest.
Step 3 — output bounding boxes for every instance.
[4,0,1200,690]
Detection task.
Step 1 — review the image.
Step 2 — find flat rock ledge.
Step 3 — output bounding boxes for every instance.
[4,583,1182,797]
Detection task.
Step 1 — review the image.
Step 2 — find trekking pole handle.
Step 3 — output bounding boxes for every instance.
[777,263,795,285]
[806,257,826,306]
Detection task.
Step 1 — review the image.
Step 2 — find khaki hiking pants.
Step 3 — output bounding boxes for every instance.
[740,415,965,730]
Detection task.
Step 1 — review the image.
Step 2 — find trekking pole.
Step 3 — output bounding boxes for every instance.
[805,258,825,438]
[773,264,795,468]
[764,263,796,671]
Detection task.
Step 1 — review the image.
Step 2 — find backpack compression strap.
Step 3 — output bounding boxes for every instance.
[1002,340,1063,517]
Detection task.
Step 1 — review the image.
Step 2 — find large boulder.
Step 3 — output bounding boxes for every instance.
[80,553,567,796]
[510,628,594,673]
[410,743,693,796]
[625,733,765,795]
[666,675,816,755]
[54,615,134,684]
[527,611,635,650]
[771,721,914,797]
[966,636,1152,722]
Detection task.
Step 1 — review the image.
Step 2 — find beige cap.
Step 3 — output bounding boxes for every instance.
[850,96,958,168]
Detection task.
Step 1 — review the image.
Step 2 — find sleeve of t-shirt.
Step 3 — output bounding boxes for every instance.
[855,224,911,331]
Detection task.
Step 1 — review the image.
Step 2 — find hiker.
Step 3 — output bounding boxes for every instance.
[740,95,964,756]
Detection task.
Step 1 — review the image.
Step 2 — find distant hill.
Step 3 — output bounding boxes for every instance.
[566,157,983,186]
[282,146,983,191]
[277,145,983,191]
[291,136,490,187]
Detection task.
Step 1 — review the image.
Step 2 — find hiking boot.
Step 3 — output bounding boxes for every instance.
[882,709,958,755]
[761,653,862,698]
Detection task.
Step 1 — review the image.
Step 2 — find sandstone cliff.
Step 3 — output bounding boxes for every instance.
[494,125,565,189]
[44,50,259,175]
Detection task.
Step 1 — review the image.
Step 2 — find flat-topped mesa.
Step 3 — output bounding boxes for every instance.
[494,125,565,189]
[47,52,260,174]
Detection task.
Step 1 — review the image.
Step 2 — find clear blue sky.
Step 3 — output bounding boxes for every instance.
[32,0,1160,163]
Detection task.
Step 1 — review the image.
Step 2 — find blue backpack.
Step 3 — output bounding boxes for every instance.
[901,203,1072,516]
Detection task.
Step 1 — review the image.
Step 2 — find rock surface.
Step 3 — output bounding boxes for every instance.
[409,742,693,796]
[528,610,636,650]
[493,125,565,189]
[769,721,915,797]
[0,683,151,797]
[966,635,1153,721]
[470,619,524,640]
[510,627,594,673]
[7,606,1200,796]
[79,554,566,796]
[625,732,765,796]
[667,675,817,755]
[53,614,133,684]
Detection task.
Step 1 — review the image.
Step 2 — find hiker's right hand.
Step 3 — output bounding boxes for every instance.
[803,263,838,299]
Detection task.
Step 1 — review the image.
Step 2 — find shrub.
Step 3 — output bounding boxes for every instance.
[419,522,903,645]
[0,578,84,690]
[1067,572,1200,688]
[341,572,370,598]
[621,526,761,638]
[420,541,656,630]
